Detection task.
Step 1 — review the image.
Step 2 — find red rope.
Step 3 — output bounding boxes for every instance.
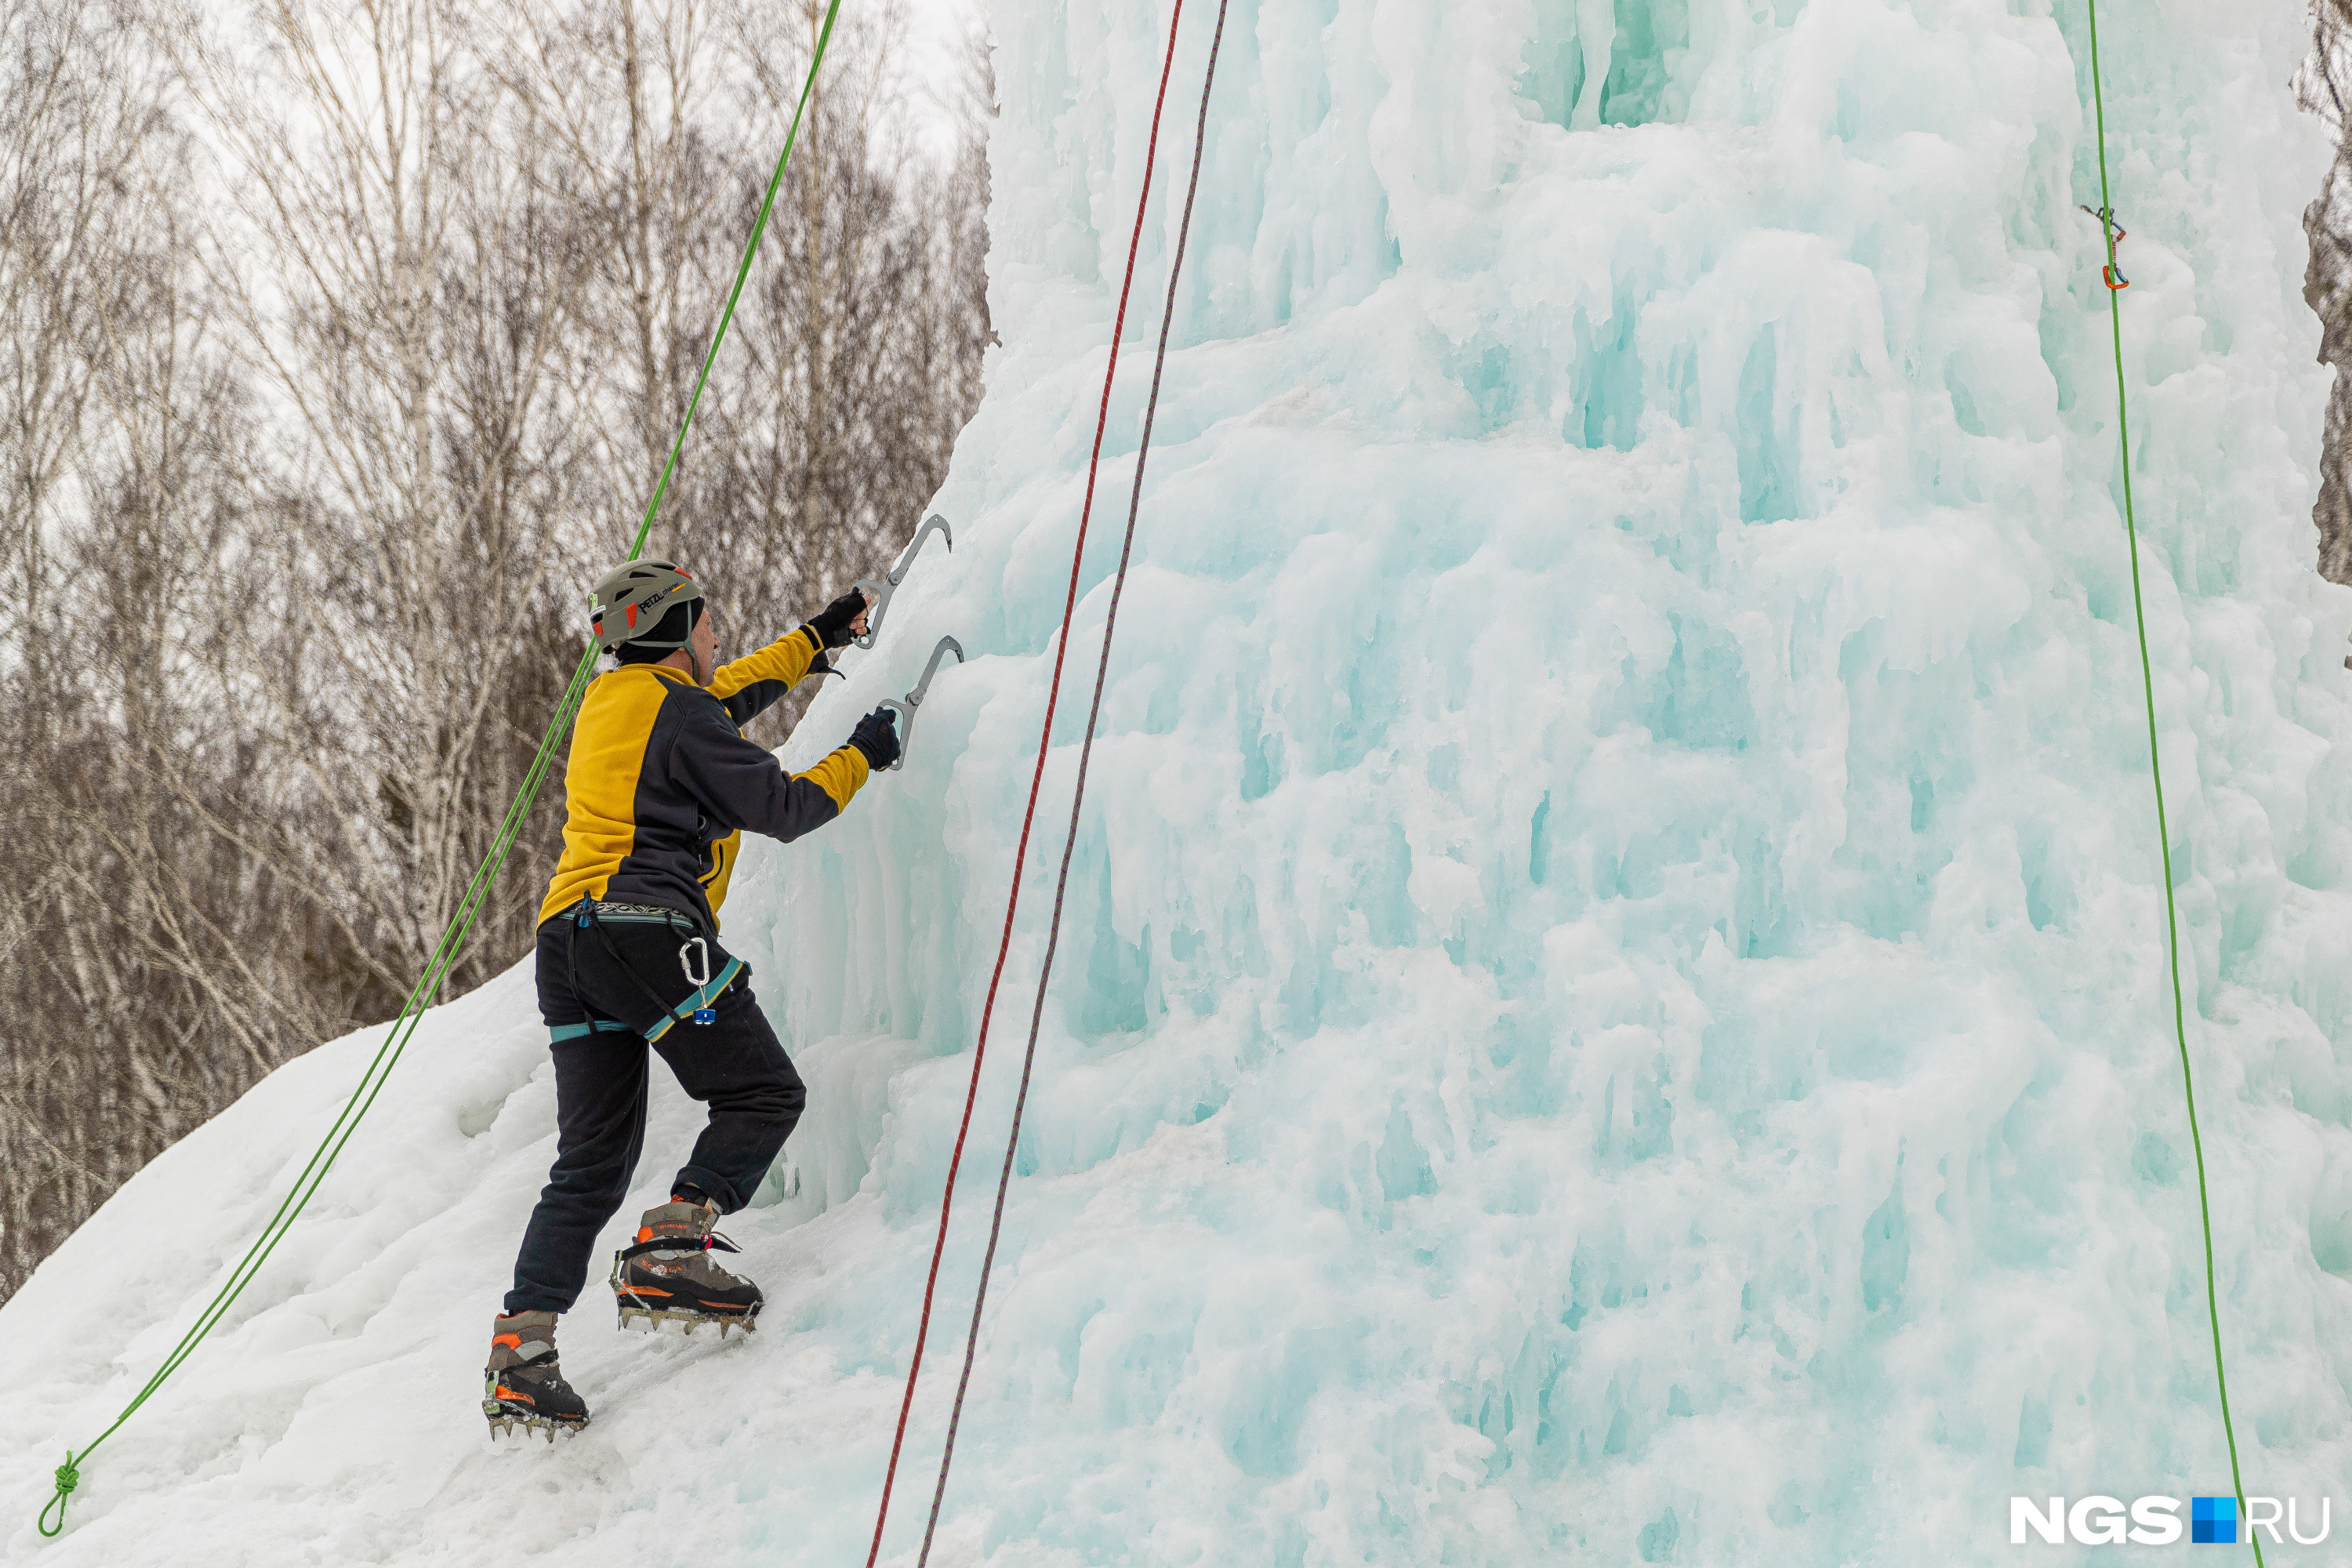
[862,7,1192,1564]
[914,3,1231,1560]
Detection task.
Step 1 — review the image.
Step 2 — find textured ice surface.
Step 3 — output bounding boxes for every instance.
[9,0,2352,1563]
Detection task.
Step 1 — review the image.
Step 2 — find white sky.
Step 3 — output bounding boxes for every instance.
[898,0,989,162]
[195,0,988,162]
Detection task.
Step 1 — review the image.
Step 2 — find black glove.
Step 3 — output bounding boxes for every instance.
[805,588,870,650]
[848,706,902,770]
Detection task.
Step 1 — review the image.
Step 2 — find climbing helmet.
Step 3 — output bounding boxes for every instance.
[589,558,703,654]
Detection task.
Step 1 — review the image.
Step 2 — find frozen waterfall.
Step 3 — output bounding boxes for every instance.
[9,0,2352,1563]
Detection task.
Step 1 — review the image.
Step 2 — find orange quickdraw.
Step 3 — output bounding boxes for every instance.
[2080,203,2129,289]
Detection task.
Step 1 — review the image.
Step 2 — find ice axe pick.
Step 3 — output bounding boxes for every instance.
[854,514,953,650]
[878,636,964,771]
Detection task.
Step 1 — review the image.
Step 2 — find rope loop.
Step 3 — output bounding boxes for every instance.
[37,1454,80,1537]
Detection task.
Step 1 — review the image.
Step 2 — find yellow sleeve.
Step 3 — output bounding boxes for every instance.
[798,745,870,812]
[709,625,826,702]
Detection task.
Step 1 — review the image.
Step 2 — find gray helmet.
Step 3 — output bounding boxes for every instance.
[589,558,703,654]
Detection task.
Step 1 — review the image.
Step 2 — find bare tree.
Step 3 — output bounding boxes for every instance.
[708,0,993,742]
[1,1,170,662]
[1,0,994,1304]
[163,0,606,992]
[0,0,347,1301]
[487,0,987,741]
[2303,1,2352,585]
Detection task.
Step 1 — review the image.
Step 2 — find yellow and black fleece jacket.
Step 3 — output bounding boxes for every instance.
[538,625,868,932]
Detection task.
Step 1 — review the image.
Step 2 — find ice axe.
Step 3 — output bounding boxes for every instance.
[854,514,953,650]
[878,636,964,771]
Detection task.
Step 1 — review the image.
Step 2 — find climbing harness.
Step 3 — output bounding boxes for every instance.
[34,0,845,1538]
[858,6,1203,1563]
[855,514,954,649]
[561,898,741,1044]
[2082,1,2257,1558]
[878,637,965,770]
[2080,202,2130,289]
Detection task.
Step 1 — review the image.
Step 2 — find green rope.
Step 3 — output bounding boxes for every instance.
[2081,4,2260,1559]
[35,0,843,1537]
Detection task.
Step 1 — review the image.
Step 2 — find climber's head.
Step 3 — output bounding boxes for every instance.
[590,558,717,683]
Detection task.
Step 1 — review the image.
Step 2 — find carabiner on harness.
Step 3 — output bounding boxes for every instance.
[678,938,717,1025]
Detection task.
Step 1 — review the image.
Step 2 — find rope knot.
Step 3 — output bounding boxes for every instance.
[37,1452,80,1537]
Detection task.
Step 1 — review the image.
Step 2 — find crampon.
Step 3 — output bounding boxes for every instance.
[610,1198,764,1336]
[482,1390,590,1444]
[482,1311,590,1443]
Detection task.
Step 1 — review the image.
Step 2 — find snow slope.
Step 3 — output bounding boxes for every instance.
[11,0,2352,1563]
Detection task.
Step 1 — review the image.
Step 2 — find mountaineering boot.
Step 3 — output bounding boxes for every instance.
[483,1310,590,1441]
[612,1195,764,1335]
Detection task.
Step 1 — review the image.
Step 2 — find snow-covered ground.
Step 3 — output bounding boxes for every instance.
[12,0,2352,1563]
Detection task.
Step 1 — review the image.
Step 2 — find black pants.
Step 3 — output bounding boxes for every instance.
[505,911,805,1316]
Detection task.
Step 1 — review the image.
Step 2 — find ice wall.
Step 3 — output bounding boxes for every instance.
[764,0,2352,1555]
[9,0,2352,1563]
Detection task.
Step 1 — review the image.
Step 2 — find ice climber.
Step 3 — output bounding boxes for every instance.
[484,560,902,1439]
